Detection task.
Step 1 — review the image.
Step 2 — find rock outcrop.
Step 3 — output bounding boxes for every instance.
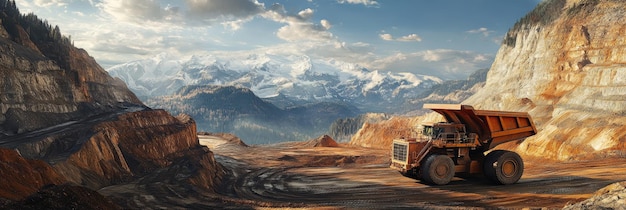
[329,113,390,142]
[0,2,225,207]
[303,135,339,147]
[464,0,626,160]
[0,7,141,135]
[0,148,65,200]
[563,181,626,209]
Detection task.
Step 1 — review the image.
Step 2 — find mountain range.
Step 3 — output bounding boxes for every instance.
[107,52,441,113]
[146,85,358,144]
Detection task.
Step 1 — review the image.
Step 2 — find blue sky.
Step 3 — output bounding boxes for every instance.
[16,0,541,79]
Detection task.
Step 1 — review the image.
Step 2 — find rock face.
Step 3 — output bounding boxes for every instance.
[0,148,65,200]
[464,0,626,160]
[352,0,626,160]
[0,10,141,135]
[0,2,224,207]
[329,113,390,142]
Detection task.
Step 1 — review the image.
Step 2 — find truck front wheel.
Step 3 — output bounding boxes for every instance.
[483,150,524,185]
[421,154,455,185]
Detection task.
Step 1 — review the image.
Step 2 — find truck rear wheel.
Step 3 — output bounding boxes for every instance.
[421,154,455,185]
[483,150,523,185]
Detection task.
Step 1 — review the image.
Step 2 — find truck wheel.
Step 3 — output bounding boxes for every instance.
[421,154,455,185]
[483,150,523,185]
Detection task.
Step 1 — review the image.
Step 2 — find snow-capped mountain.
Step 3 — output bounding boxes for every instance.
[107,52,442,112]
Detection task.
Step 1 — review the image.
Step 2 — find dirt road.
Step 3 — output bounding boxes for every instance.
[200,135,626,209]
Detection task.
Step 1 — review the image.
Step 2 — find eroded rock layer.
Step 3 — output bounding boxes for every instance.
[465,0,626,160]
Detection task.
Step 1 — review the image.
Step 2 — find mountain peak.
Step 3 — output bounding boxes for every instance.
[108,52,440,113]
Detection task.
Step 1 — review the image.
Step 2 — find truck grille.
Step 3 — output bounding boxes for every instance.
[392,143,408,162]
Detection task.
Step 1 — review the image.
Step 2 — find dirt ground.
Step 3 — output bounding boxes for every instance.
[197,135,626,209]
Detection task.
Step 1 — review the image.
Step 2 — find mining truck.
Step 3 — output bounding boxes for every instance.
[390,104,537,185]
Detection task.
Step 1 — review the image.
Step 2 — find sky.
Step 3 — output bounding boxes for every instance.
[16,0,542,80]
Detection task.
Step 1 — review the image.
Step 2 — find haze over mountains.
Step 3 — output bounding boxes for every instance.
[147,85,358,144]
[107,52,442,113]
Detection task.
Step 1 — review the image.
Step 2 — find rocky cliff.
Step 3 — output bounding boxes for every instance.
[351,0,626,161]
[464,0,626,160]
[0,2,224,207]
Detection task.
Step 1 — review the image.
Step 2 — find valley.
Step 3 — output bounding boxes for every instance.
[96,134,626,209]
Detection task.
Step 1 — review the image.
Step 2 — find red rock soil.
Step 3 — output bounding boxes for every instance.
[197,135,626,209]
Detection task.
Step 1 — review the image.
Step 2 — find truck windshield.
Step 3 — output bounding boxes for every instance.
[422,126,436,138]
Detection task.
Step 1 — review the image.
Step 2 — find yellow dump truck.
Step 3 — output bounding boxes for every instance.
[390,104,536,185]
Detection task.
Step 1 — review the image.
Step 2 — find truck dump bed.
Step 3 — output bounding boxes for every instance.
[424,104,537,149]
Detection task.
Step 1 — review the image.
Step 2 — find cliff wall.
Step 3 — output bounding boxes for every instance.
[0,3,224,205]
[465,0,626,160]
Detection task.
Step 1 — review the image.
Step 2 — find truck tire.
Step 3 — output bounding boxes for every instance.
[483,150,523,185]
[420,154,455,185]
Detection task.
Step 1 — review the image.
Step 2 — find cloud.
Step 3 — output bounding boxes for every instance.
[97,0,172,23]
[267,41,492,80]
[320,19,332,30]
[467,27,494,37]
[397,34,422,42]
[367,49,493,79]
[34,0,69,7]
[263,8,335,42]
[97,0,264,27]
[379,33,422,42]
[185,0,264,21]
[379,33,393,41]
[337,0,379,6]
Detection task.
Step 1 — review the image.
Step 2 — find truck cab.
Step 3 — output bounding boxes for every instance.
[423,123,476,144]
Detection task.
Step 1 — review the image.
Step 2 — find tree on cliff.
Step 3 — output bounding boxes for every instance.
[0,0,73,69]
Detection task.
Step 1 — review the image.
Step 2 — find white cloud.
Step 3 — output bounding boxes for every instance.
[97,0,171,23]
[96,0,264,27]
[367,49,493,79]
[263,8,335,42]
[467,27,494,37]
[34,0,69,7]
[185,0,264,21]
[379,33,422,42]
[379,33,393,41]
[397,34,422,42]
[320,19,332,30]
[422,50,441,61]
[298,8,314,19]
[337,0,379,6]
